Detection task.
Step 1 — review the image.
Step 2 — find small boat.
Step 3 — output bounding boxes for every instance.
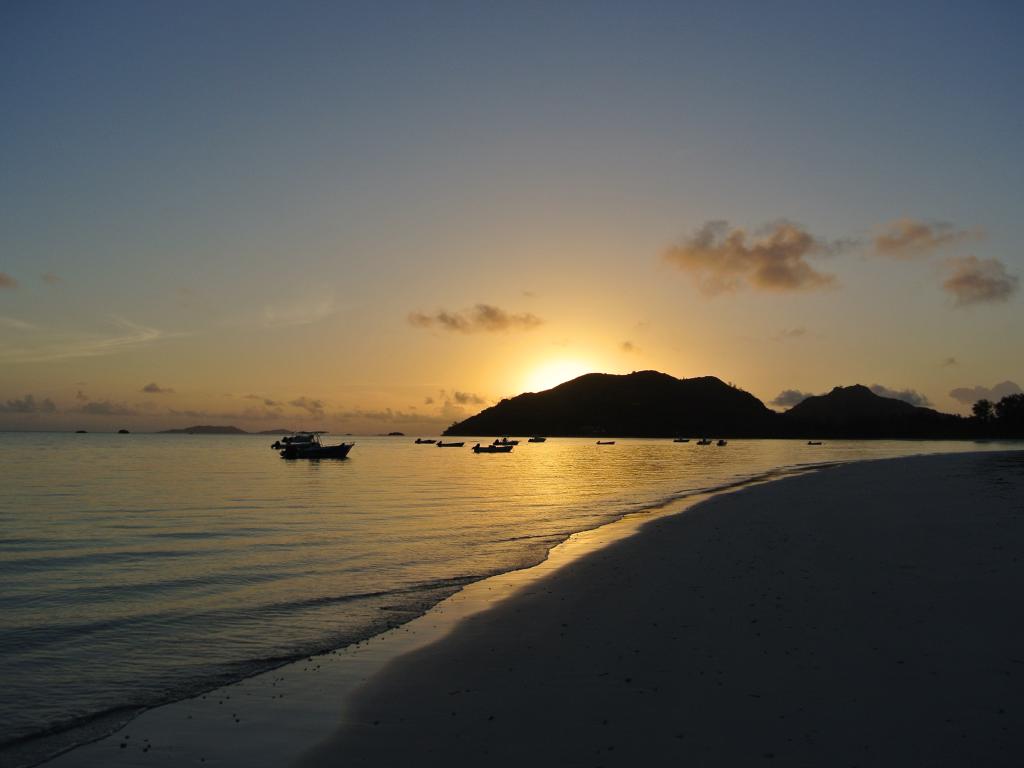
[272,433,317,450]
[596,440,615,445]
[673,437,690,443]
[436,441,465,448]
[716,439,728,446]
[492,437,519,446]
[528,436,547,443]
[118,429,130,434]
[473,443,513,453]
[414,438,437,444]
[280,433,353,459]
[75,430,88,434]
[696,438,712,445]
[807,440,823,446]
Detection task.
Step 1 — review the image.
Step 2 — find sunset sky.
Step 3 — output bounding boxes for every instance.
[1,1,1021,432]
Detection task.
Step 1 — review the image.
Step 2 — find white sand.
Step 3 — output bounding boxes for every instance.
[300,451,1024,767]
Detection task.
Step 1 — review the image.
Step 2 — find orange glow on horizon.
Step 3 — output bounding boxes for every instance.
[522,359,600,394]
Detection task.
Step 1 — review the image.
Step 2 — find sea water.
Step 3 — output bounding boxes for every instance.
[0,434,1013,766]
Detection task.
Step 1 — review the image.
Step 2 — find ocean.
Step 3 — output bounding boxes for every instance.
[0,433,1013,766]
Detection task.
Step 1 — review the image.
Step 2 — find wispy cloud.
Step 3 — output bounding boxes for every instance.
[0,393,57,414]
[141,382,175,394]
[0,317,181,364]
[0,273,17,289]
[289,396,325,417]
[775,327,806,341]
[408,304,543,333]
[771,389,813,407]
[869,384,930,407]
[74,400,138,416]
[942,256,1019,306]
[263,296,336,328]
[664,220,841,295]
[620,340,638,353]
[452,391,485,405]
[41,272,62,285]
[0,316,36,331]
[949,380,1021,405]
[874,218,977,258]
[940,357,958,367]
[243,394,282,407]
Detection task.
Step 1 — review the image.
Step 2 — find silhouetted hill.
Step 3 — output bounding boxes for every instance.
[444,371,777,437]
[159,425,249,435]
[443,373,976,439]
[781,385,962,438]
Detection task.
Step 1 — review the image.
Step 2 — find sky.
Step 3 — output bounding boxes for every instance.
[1,0,1021,432]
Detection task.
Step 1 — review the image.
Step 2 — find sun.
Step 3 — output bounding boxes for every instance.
[523,359,597,394]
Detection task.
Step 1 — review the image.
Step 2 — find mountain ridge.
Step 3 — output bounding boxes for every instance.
[444,371,974,438]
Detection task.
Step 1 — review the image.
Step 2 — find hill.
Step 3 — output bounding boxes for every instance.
[444,371,777,437]
[444,373,972,439]
[159,425,249,435]
[780,385,963,438]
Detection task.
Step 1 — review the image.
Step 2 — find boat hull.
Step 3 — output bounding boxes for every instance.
[280,443,354,459]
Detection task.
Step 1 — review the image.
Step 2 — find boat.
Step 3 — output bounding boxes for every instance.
[807,440,823,445]
[280,433,354,459]
[414,438,437,444]
[673,437,690,443]
[492,437,519,446]
[528,436,547,443]
[436,441,465,448]
[118,429,130,434]
[716,439,728,446]
[696,438,712,445]
[473,443,513,453]
[272,433,317,450]
[596,440,615,445]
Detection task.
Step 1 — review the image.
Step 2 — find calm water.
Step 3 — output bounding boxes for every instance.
[0,434,1014,765]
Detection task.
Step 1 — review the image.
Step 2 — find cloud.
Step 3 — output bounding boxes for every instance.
[0,317,180,364]
[874,218,976,258]
[289,396,325,417]
[0,273,16,289]
[771,389,813,407]
[452,391,485,405]
[41,272,62,285]
[620,340,638,353]
[75,400,137,416]
[942,256,1019,306]
[76,389,89,401]
[775,327,806,341]
[263,296,336,328]
[869,384,931,407]
[141,382,174,394]
[0,393,57,413]
[408,304,543,333]
[242,397,282,409]
[949,380,1022,405]
[940,357,958,367]
[663,220,839,295]
[0,316,35,331]
[424,396,435,405]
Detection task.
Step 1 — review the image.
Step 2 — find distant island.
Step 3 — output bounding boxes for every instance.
[157,423,296,436]
[444,370,1024,439]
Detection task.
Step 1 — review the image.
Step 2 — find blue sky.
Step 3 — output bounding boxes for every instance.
[1,1,1021,430]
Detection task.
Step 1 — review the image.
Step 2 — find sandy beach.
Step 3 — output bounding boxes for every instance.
[39,450,1024,768]
[301,450,1024,767]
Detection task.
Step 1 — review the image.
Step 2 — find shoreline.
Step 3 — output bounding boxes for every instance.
[35,449,1024,767]
[35,460,836,768]
[303,449,1024,767]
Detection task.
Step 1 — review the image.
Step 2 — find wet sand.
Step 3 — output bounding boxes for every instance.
[301,451,1024,767]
